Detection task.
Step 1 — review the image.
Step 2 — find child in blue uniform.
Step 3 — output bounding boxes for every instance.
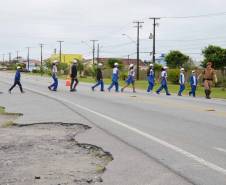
[8,66,24,93]
[156,66,171,95]
[92,63,104,92]
[189,70,198,97]
[108,63,119,92]
[121,64,136,93]
[178,68,185,96]
[147,63,155,93]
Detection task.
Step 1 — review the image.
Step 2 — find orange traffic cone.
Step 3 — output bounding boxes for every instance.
[66,78,71,87]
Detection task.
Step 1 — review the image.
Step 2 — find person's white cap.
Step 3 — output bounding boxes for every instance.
[98,63,103,66]
[114,62,118,66]
[73,59,78,63]
[150,63,154,67]
[192,70,195,73]
[163,66,168,69]
[180,68,185,71]
[17,66,21,69]
[129,64,134,68]
[53,60,59,64]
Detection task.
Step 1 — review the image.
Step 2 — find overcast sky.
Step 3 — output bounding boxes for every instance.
[1,0,226,63]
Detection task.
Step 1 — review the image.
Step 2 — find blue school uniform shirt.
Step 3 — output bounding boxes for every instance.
[112,67,119,82]
[179,73,185,85]
[161,71,167,86]
[126,68,135,83]
[15,70,21,81]
[148,69,155,84]
[190,75,198,86]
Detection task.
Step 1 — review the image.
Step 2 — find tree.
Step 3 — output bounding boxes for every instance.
[165,50,189,68]
[77,60,84,76]
[107,58,124,69]
[201,45,226,69]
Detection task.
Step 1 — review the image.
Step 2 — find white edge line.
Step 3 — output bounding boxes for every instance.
[215,147,226,154]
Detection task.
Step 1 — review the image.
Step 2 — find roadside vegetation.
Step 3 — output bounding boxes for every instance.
[1,45,226,99]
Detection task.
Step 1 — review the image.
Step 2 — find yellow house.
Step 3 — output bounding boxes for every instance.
[50,54,83,64]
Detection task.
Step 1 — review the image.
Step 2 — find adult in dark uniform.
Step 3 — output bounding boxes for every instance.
[70,59,79,92]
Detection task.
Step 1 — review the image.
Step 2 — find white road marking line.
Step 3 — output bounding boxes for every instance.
[13,86,226,176]
[215,147,226,154]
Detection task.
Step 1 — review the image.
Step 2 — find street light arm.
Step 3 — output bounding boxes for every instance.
[122,34,136,43]
[81,41,92,49]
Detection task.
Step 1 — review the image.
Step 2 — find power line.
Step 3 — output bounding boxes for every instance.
[103,41,134,48]
[160,11,226,19]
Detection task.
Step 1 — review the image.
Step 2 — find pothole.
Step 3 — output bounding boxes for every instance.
[0,122,113,185]
[205,109,216,112]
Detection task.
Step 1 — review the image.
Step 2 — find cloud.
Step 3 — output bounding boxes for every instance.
[1,0,226,61]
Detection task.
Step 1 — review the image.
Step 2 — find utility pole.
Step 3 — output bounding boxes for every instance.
[57,41,64,62]
[40,43,44,75]
[26,47,30,71]
[16,51,19,63]
[128,55,130,64]
[149,17,160,64]
[90,40,98,65]
[2,54,5,63]
[133,21,144,80]
[8,52,11,63]
[97,43,100,63]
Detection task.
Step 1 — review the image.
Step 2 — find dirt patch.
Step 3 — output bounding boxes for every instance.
[0,107,22,128]
[0,122,113,185]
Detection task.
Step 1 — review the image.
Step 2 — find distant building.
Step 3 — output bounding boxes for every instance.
[49,54,83,64]
[20,59,41,71]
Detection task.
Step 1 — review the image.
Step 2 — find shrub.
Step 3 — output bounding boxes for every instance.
[168,69,180,84]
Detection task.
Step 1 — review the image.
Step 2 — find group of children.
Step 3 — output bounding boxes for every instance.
[8,60,217,99]
[90,62,201,98]
[147,64,199,97]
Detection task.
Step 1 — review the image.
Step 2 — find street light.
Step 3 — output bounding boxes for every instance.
[122,34,136,43]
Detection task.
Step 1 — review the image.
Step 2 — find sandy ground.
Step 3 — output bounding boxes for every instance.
[0,116,113,185]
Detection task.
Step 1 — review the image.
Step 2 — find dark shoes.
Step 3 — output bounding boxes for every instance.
[70,89,76,92]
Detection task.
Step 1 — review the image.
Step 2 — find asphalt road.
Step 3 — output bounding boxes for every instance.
[0,71,226,185]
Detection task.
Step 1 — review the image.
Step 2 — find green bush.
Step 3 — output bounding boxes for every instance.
[168,69,180,84]
[120,71,128,81]
[84,66,96,77]
[32,69,40,73]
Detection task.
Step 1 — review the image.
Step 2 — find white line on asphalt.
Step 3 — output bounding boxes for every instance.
[215,147,226,154]
[11,86,226,176]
